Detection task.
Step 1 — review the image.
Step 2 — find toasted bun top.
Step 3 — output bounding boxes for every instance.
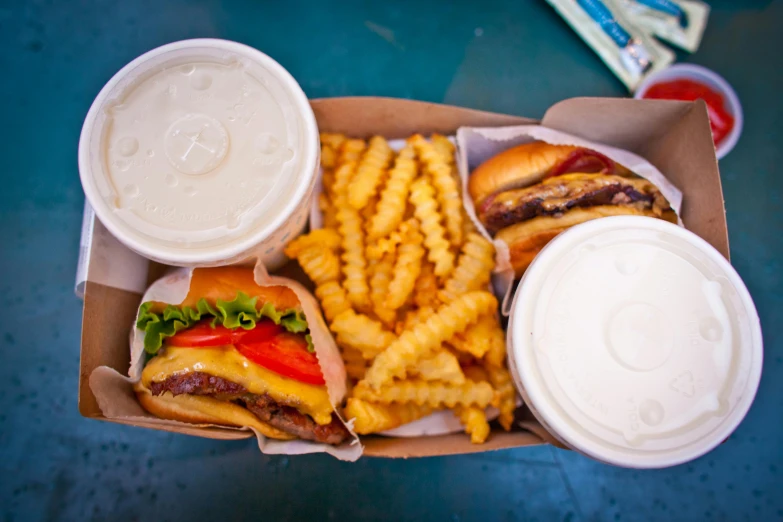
[468,142,581,205]
[180,267,301,310]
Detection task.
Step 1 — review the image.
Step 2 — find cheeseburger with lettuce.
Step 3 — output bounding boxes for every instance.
[133,267,350,445]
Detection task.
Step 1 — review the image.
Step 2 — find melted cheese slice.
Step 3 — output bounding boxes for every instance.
[142,346,334,425]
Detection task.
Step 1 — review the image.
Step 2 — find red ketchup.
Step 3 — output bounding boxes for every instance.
[643,79,735,147]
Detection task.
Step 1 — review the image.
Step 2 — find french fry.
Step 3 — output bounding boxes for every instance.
[462,365,489,383]
[361,194,380,224]
[337,204,371,311]
[330,139,366,202]
[482,320,507,368]
[319,193,339,230]
[409,177,455,277]
[385,220,425,310]
[431,133,464,199]
[320,132,346,171]
[344,398,432,434]
[315,281,352,323]
[370,252,397,327]
[286,235,346,322]
[331,310,395,360]
[353,378,495,409]
[331,161,357,203]
[366,219,412,261]
[284,229,341,258]
[431,134,455,165]
[342,347,367,380]
[320,132,347,151]
[292,247,340,286]
[449,345,478,367]
[399,306,435,334]
[455,406,490,444]
[321,144,338,170]
[439,233,496,303]
[450,315,498,358]
[413,260,440,308]
[366,231,402,261]
[408,350,465,384]
[486,363,516,431]
[394,310,416,336]
[411,134,463,247]
[337,138,366,163]
[368,146,417,239]
[322,168,336,192]
[362,291,497,389]
[348,136,393,210]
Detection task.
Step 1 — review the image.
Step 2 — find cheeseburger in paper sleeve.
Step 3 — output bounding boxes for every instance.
[456,126,683,312]
[90,265,362,461]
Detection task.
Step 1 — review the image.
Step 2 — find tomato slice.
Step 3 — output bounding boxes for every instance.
[236,334,325,386]
[167,319,283,347]
[547,148,615,178]
[166,320,321,385]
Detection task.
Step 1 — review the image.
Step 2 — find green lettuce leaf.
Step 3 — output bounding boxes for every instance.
[281,311,308,333]
[136,292,309,355]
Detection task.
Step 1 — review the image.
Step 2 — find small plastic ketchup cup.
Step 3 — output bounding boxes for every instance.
[644,79,734,146]
[635,64,743,159]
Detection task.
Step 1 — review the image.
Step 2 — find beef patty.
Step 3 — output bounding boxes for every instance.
[478,174,670,234]
[149,372,349,445]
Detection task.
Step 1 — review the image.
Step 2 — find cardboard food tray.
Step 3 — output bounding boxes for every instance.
[78,96,728,458]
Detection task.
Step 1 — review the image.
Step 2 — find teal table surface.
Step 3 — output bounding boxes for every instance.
[2,1,781,520]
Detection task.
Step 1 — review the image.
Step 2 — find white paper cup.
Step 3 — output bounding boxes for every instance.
[507,216,762,468]
[79,39,319,268]
[635,64,743,160]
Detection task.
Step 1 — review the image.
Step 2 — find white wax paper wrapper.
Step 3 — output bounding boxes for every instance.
[455,125,684,316]
[311,138,505,438]
[89,261,363,461]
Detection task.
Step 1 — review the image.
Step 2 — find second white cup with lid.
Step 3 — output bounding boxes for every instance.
[79,39,320,267]
[507,216,762,468]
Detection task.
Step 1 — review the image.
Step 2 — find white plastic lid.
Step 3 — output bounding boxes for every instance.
[79,39,319,265]
[509,216,762,468]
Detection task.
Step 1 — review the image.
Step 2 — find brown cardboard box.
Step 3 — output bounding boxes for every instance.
[78,96,727,458]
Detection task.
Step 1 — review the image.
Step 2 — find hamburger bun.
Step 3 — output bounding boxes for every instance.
[497,206,678,276]
[135,386,296,440]
[148,267,302,314]
[469,142,582,205]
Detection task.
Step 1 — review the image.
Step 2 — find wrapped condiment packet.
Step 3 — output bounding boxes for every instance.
[547,0,674,91]
[89,261,363,461]
[619,0,709,53]
[455,124,683,316]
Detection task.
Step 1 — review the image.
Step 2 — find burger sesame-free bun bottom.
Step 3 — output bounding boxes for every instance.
[496,205,678,277]
[134,386,295,440]
[88,263,363,461]
[79,97,728,459]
